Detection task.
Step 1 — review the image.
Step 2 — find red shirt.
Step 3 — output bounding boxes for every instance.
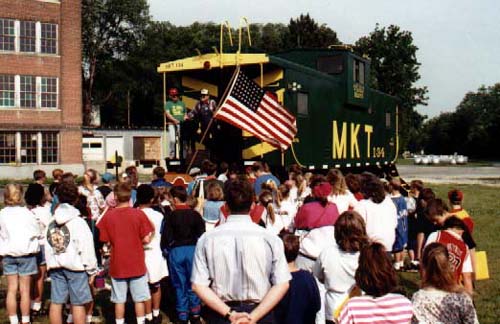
[436,230,467,281]
[295,201,340,229]
[97,207,154,279]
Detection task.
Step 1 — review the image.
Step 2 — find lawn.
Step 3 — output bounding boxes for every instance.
[1,183,498,324]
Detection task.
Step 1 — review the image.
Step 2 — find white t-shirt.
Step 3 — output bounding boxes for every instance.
[313,242,360,320]
[30,205,52,245]
[327,191,359,214]
[354,196,398,251]
[142,207,169,283]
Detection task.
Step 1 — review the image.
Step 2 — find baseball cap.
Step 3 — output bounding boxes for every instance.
[201,89,209,95]
[101,172,115,183]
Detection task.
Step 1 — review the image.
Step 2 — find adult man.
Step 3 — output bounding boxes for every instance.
[187,88,217,150]
[191,179,290,324]
[165,88,187,159]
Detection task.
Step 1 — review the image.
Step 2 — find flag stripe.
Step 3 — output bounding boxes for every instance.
[216,109,289,149]
[255,103,296,140]
[262,94,295,122]
[225,98,292,146]
[260,100,297,134]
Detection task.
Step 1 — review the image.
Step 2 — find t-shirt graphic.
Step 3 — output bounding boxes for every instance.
[47,221,70,254]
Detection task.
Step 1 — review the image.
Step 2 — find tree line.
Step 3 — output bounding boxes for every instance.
[82,1,500,159]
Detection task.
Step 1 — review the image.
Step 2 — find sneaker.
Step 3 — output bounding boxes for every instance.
[31,308,48,318]
[152,315,162,324]
[189,316,202,324]
[405,262,420,272]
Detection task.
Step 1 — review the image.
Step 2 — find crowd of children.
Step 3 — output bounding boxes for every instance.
[0,161,480,324]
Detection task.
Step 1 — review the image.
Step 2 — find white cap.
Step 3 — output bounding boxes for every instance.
[189,167,201,176]
[201,89,209,95]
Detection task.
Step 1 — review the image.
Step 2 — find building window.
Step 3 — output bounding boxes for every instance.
[0,19,15,51]
[0,132,16,164]
[41,23,57,54]
[0,75,15,107]
[41,77,57,108]
[20,76,36,108]
[42,132,58,163]
[20,21,36,52]
[21,132,38,163]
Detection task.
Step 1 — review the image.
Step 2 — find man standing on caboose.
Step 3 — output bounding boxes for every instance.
[187,88,217,149]
[165,87,187,159]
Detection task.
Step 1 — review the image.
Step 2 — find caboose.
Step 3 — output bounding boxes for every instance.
[158,42,399,177]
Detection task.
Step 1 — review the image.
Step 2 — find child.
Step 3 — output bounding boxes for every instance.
[425,214,474,295]
[0,184,40,324]
[45,182,97,324]
[25,183,52,317]
[275,234,320,324]
[389,177,408,271]
[448,189,474,233]
[160,186,205,324]
[97,183,154,324]
[202,181,225,231]
[136,185,169,324]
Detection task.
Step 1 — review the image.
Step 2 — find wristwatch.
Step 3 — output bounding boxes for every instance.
[224,309,235,320]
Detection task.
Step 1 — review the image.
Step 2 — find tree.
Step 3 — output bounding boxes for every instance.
[418,83,500,158]
[354,24,428,150]
[286,14,340,48]
[82,0,150,126]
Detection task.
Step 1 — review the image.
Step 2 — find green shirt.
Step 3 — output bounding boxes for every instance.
[165,100,186,122]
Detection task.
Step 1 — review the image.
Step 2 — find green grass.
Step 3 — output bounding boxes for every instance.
[1,184,498,323]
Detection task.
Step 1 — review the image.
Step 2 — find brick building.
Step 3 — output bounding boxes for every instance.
[0,0,83,178]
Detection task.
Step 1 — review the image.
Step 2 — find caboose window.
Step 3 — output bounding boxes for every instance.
[317,55,344,74]
[297,92,308,116]
[353,59,365,84]
[386,112,391,129]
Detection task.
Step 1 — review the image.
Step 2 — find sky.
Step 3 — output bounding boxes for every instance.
[148,0,500,118]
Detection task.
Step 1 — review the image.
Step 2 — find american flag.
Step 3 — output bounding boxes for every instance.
[214,69,297,150]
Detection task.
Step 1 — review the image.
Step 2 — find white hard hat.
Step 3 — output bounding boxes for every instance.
[201,89,209,95]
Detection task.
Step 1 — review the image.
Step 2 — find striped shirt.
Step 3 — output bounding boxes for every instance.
[191,214,291,302]
[339,293,412,324]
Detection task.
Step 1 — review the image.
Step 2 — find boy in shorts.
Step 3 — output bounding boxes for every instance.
[97,182,154,324]
[45,182,98,324]
[0,184,40,324]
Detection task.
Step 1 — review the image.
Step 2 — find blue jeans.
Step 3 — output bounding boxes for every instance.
[50,269,92,305]
[111,275,151,303]
[2,255,38,276]
[168,245,200,321]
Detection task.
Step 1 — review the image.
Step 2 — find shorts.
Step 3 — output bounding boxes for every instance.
[49,268,92,305]
[111,275,150,303]
[392,217,408,253]
[2,255,38,276]
[36,247,46,266]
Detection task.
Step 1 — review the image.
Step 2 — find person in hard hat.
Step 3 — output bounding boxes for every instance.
[187,89,217,146]
[165,88,187,159]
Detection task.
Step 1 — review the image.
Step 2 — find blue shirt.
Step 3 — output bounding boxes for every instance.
[254,174,280,196]
[274,270,321,324]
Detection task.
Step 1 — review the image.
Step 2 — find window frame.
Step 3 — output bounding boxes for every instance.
[40,76,58,109]
[41,131,59,163]
[20,75,37,108]
[0,18,16,52]
[0,74,16,107]
[0,131,17,164]
[40,23,58,54]
[19,20,36,53]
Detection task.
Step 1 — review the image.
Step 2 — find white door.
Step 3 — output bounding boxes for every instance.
[106,137,124,162]
[82,137,104,161]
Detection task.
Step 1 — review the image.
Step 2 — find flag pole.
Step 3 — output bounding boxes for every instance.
[184,66,241,174]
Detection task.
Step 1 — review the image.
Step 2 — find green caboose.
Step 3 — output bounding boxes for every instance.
[158,46,399,175]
